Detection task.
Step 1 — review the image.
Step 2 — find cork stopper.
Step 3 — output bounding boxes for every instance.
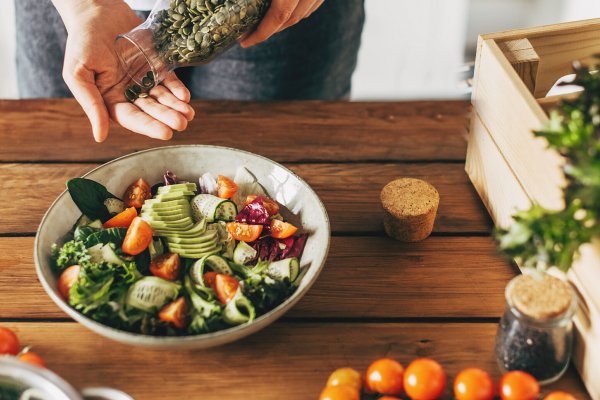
[380,178,439,242]
[509,274,573,320]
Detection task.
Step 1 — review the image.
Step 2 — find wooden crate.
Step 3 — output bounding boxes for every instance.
[466,19,600,399]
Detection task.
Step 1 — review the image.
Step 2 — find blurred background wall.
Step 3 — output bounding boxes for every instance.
[1,0,599,100]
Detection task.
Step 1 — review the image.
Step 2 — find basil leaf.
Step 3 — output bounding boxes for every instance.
[84,228,128,248]
[67,178,118,220]
[74,225,99,242]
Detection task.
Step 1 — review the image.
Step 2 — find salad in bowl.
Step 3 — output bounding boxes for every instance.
[35,146,330,348]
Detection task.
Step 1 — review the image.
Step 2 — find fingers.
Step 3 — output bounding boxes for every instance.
[62,61,110,143]
[162,72,191,102]
[306,0,324,18]
[149,85,195,121]
[240,0,300,48]
[109,102,174,140]
[133,96,189,131]
[278,0,319,32]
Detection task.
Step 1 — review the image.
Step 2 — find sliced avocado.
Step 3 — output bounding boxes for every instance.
[140,211,192,222]
[142,199,189,208]
[141,206,192,216]
[167,240,219,252]
[154,191,196,201]
[158,183,197,193]
[165,231,218,245]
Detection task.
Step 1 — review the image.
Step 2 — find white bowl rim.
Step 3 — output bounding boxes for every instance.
[34,144,330,345]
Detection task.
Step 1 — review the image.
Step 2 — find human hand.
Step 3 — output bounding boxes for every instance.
[53,0,195,142]
[240,0,324,48]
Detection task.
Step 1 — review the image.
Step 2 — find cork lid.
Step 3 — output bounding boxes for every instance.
[509,274,573,320]
[380,178,439,218]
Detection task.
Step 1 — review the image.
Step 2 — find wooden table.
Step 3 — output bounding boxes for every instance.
[0,100,590,399]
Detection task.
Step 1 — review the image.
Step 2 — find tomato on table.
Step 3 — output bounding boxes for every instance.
[159,297,188,329]
[326,367,362,391]
[270,219,298,239]
[226,222,263,242]
[217,175,238,199]
[57,265,81,301]
[454,368,494,400]
[246,195,280,215]
[544,392,576,400]
[123,178,151,208]
[215,274,239,304]
[122,217,153,255]
[103,207,138,228]
[498,371,539,400]
[18,351,46,368]
[149,253,181,281]
[365,358,404,395]
[0,327,20,355]
[403,358,446,400]
[319,385,360,400]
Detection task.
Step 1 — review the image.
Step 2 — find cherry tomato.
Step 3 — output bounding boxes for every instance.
[215,274,239,304]
[545,391,576,400]
[226,222,263,242]
[204,271,218,288]
[149,253,181,281]
[123,178,151,208]
[319,385,360,400]
[122,217,153,255]
[379,397,402,400]
[0,327,20,355]
[246,195,280,216]
[103,207,138,228]
[498,371,539,400]
[365,358,404,395]
[57,265,80,301]
[158,297,188,329]
[270,219,298,239]
[326,367,362,391]
[217,175,238,199]
[454,368,494,400]
[404,358,446,400]
[18,351,46,368]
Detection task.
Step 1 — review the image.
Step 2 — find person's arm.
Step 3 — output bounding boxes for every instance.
[240,0,325,48]
[51,0,195,142]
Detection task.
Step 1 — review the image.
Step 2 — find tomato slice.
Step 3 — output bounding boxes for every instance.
[0,328,20,356]
[270,219,298,239]
[217,175,238,199]
[245,195,280,216]
[18,351,46,368]
[226,222,263,242]
[122,217,153,255]
[58,265,80,301]
[215,274,239,304]
[149,253,181,281]
[123,178,151,208]
[159,297,188,329]
[103,207,138,228]
[204,271,218,288]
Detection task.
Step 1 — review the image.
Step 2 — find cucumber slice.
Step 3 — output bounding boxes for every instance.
[74,214,94,228]
[87,243,104,264]
[87,243,125,265]
[191,194,237,223]
[199,172,218,195]
[126,277,180,312]
[233,241,257,266]
[223,294,255,325]
[205,255,233,275]
[267,258,300,282]
[103,198,125,215]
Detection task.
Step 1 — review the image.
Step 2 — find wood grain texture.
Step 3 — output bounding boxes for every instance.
[0,163,491,234]
[0,236,513,319]
[0,100,469,162]
[2,322,589,400]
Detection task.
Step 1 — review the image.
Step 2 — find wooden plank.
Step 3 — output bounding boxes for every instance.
[0,163,491,234]
[497,38,540,94]
[0,236,514,319]
[2,322,589,399]
[0,100,469,162]
[472,39,565,210]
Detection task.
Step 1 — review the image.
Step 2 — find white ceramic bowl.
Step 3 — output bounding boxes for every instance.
[34,145,330,349]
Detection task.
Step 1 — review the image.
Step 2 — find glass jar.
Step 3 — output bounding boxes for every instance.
[115,0,270,86]
[495,273,577,385]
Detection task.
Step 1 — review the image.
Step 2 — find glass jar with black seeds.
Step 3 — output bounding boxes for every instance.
[495,273,577,385]
[115,0,270,89]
